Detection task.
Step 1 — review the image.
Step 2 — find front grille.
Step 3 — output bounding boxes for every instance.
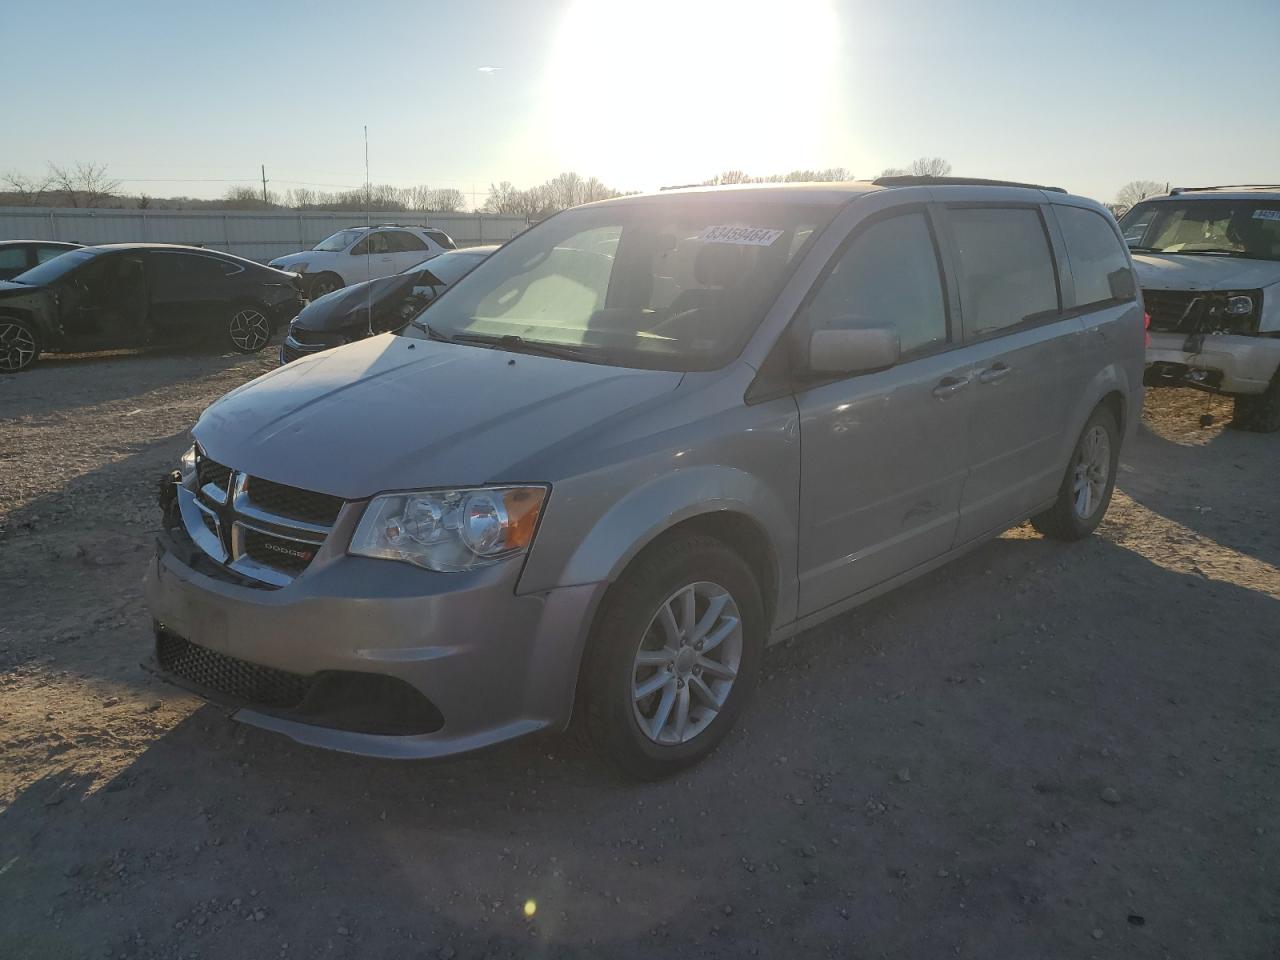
[241,526,318,575]
[197,455,231,495]
[1143,287,1262,335]
[156,631,311,709]
[200,511,219,539]
[291,327,348,347]
[244,477,344,526]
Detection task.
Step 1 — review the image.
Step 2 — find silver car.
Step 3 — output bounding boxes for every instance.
[145,178,1144,778]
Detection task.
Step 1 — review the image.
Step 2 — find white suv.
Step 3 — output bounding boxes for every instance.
[268,225,456,299]
[1120,186,1280,431]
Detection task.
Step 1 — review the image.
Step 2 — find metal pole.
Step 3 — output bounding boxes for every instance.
[261,165,270,205]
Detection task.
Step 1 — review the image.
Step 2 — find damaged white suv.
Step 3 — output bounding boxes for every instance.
[1121,186,1280,431]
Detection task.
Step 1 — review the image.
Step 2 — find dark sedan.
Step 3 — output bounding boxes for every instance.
[280,245,496,364]
[0,244,304,372]
[0,240,83,281]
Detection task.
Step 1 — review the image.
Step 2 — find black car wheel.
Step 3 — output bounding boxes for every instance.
[308,273,343,299]
[0,317,40,373]
[227,306,273,353]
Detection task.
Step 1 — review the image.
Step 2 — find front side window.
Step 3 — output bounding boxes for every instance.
[806,212,948,357]
[949,207,1059,337]
[352,232,391,256]
[1055,206,1135,307]
[1119,199,1280,261]
[0,247,26,270]
[313,229,363,252]
[407,200,833,371]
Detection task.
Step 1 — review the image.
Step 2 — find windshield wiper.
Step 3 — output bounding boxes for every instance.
[409,320,455,342]
[448,332,595,362]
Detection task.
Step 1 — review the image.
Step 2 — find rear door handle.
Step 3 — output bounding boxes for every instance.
[978,362,1012,384]
[932,375,971,399]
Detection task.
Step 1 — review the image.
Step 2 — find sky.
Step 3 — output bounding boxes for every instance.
[4,0,1279,209]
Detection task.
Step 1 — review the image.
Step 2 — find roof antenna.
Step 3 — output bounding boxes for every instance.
[364,124,374,338]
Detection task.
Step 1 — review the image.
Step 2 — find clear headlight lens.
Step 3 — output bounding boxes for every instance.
[1225,295,1253,316]
[349,486,548,572]
[178,444,198,488]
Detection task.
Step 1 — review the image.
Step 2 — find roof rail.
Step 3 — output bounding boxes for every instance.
[1169,184,1280,194]
[872,175,1067,194]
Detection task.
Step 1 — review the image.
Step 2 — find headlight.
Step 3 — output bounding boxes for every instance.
[1225,295,1253,316]
[349,486,548,572]
[178,444,198,488]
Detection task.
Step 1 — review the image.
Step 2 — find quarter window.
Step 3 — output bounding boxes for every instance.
[806,212,948,357]
[1055,206,1135,306]
[949,207,1059,337]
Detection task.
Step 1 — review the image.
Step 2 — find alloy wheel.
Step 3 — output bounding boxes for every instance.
[229,309,271,352]
[631,581,743,745]
[0,321,37,371]
[1072,424,1111,519]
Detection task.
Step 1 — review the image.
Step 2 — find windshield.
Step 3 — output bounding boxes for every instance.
[11,248,100,285]
[313,229,364,252]
[405,201,831,370]
[1120,199,1280,261]
[411,251,488,286]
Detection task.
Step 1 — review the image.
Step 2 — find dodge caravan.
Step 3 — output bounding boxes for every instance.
[145,178,1144,778]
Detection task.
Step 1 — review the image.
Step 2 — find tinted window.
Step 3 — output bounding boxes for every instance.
[352,232,391,255]
[425,230,456,249]
[949,207,1058,336]
[806,212,948,357]
[0,247,27,270]
[36,245,74,264]
[1055,206,1134,306]
[390,231,428,252]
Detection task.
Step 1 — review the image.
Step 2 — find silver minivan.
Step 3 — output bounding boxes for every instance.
[145,178,1144,778]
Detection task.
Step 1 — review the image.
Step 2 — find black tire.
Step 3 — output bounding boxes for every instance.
[1031,404,1120,541]
[581,534,764,780]
[0,316,41,373]
[227,304,273,354]
[1229,369,1280,433]
[308,273,343,300]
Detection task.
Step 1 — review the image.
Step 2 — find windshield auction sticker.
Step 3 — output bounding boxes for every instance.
[698,225,784,246]
[1252,209,1280,221]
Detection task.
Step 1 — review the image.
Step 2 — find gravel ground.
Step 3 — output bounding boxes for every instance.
[1,349,1277,960]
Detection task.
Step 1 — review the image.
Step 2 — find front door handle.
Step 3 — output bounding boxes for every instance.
[932,375,971,399]
[978,362,1012,384]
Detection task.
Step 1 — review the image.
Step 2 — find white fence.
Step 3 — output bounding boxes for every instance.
[0,207,529,262]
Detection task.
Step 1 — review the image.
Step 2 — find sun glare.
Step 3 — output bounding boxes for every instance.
[543,0,842,189]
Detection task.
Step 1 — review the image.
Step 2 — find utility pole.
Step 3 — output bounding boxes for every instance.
[261,165,269,205]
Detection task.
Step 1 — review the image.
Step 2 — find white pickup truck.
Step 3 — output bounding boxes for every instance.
[1120,186,1280,431]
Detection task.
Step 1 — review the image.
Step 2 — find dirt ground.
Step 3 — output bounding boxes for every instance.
[1,348,1277,960]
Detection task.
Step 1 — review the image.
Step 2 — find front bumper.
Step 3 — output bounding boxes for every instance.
[1144,332,1280,395]
[143,531,605,759]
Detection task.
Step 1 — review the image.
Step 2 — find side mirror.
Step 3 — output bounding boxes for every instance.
[807,326,900,376]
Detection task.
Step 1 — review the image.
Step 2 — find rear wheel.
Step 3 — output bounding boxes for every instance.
[227,306,272,353]
[308,273,343,300]
[1031,405,1120,541]
[581,535,764,780]
[0,317,40,373]
[1229,370,1280,433]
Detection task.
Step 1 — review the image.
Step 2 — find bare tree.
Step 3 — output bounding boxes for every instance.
[878,167,910,178]
[426,188,465,212]
[2,171,52,205]
[483,181,522,215]
[909,156,952,177]
[1114,180,1166,215]
[47,161,120,207]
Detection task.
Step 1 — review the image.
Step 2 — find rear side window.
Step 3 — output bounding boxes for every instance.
[1055,206,1135,306]
[390,231,429,252]
[36,245,72,264]
[948,207,1059,337]
[806,211,948,357]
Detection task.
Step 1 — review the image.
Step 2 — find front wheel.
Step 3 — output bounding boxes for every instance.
[307,273,343,300]
[1230,370,1280,433]
[581,535,764,780]
[0,317,41,373]
[227,306,273,354]
[1031,404,1120,541]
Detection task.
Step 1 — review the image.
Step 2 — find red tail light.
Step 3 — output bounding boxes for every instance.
[1143,310,1151,347]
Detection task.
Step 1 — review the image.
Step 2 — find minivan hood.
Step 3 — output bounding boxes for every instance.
[1132,253,1280,291]
[194,334,683,499]
[293,273,416,331]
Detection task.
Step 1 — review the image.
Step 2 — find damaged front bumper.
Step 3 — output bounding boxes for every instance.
[1144,331,1280,395]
